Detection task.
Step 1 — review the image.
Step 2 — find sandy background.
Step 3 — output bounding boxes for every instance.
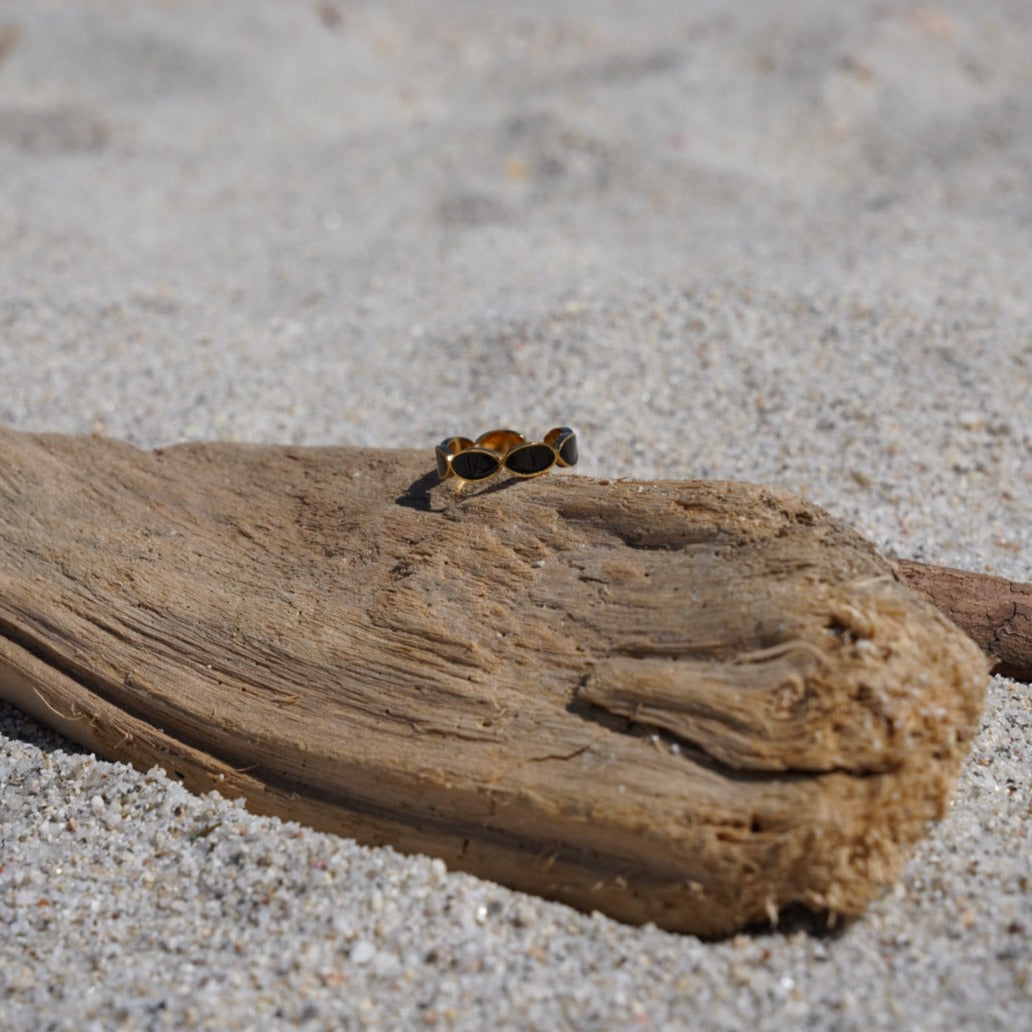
[1,1,1029,1028]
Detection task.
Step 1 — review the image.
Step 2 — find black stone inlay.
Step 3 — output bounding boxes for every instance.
[451,448,500,480]
[505,442,556,476]
[435,447,451,480]
[557,432,578,466]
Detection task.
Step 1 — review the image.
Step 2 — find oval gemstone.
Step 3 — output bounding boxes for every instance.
[450,448,501,481]
[505,442,556,477]
[556,432,578,466]
[544,427,578,467]
[436,437,474,480]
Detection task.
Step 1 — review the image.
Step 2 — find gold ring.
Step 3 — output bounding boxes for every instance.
[435,426,578,483]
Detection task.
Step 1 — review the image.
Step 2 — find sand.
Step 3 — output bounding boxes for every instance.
[1,1,1029,1028]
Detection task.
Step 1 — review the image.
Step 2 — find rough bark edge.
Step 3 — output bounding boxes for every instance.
[895,559,1032,682]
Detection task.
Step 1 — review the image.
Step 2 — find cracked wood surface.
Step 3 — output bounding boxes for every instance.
[0,426,995,935]
[895,559,1032,682]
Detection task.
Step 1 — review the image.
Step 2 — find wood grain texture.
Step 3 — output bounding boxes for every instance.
[0,427,990,936]
[895,559,1032,682]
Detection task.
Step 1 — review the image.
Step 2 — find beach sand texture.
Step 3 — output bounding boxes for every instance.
[1,2,1029,1028]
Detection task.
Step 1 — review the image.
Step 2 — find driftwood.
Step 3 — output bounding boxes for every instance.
[0,426,1012,936]
[895,560,1032,682]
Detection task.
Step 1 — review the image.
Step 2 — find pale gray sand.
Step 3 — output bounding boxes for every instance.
[1,1,1030,1028]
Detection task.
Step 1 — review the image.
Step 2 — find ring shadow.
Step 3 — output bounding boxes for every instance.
[395,468,526,511]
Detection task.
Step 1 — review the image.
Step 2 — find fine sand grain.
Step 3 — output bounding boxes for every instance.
[1,1,1029,1028]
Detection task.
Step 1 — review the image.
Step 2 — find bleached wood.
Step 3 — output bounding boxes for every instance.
[0,427,991,935]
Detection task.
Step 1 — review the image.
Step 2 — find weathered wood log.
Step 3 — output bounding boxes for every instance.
[0,427,994,936]
[895,559,1032,682]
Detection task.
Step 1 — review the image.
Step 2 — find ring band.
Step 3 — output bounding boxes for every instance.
[435,426,578,483]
